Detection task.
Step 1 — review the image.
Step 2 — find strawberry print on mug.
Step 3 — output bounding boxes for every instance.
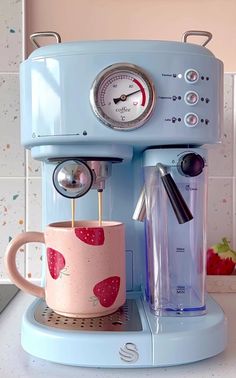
[91,276,120,308]
[74,227,105,246]
[46,248,69,280]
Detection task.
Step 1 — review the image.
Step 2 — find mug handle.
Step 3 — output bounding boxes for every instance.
[5,232,45,298]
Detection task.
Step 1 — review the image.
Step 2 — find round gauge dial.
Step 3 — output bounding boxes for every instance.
[90,63,155,130]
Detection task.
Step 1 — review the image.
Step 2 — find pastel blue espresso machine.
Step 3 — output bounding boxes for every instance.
[20,30,226,367]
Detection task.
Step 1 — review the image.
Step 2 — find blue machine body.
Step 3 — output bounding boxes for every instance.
[19,38,226,367]
[20,40,223,160]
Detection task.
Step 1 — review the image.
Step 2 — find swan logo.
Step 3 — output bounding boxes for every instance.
[119,342,139,363]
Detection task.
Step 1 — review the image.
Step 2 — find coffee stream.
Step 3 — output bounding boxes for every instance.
[98,190,103,227]
[71,190,103,227]
[71,198,75,228]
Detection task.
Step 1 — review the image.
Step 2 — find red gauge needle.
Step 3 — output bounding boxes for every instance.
[113,89,141,104]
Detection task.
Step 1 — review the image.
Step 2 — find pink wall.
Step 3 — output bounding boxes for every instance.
[25,0,236,71]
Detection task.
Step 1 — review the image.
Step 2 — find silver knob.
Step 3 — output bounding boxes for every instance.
[185,69,199,83]
[53,160,93,198]
[184,113,199,127]
[184,91,199,105]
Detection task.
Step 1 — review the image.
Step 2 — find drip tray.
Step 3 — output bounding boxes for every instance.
[34,299,142,332]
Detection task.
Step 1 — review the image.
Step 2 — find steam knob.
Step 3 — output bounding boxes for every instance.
[179,153,205,177]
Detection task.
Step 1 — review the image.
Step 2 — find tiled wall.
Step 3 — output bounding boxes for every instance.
[0,0,42,282]
[207,75,235,251]
[0,1,235,282]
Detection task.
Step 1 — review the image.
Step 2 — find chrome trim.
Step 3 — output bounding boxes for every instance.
[182,30,213,47]
[90,63,156,131]
[30,31,61,48]
[34,299,143,332]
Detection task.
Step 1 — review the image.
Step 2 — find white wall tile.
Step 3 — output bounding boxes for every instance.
[207,177,233,249]
[26,178,42,279]
[26,150,42,177]
[208,74,234,177]
[0,178,25,280]
[0,74,25,176]
[0,0,22,71]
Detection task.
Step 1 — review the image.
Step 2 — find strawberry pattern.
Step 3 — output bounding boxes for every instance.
[74,227,105,246]
[47,247,68,280]
[93,276,120,307]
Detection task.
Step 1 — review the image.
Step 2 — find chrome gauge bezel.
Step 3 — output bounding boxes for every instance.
[90,63,156,131]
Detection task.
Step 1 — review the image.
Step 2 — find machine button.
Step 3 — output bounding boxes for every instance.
[184,91,199,105]
[185,69,199,83]
[184,113,199,127]
[178,153,205,177]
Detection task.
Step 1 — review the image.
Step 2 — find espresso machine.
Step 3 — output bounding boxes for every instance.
[19,30,226,367]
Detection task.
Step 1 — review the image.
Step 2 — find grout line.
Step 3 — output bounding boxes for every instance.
[0,278,41,284]
[0,176,26,179]
[0,176,41,179]
[22,0,26,278]
[22,0,26,60]
[208,176,235,179]
[0,72,19,75]
[233,178,236,250]
[25,152,29,277]
[233,74,236,183]
[233,75,236,250]
[0,279,12,284]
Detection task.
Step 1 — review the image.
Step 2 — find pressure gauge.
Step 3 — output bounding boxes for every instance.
[90,63,155,130]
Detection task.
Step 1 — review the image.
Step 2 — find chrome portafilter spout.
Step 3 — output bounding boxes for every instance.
[53,160,94,199]
[86,161,112,191]
[133,163,193,224]
[53,159,112,198]
[52,159,112,227]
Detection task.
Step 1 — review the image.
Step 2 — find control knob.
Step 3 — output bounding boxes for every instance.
[178,153,205,177]
[185,69,199,83]
[185,91,199,105]
[184,113,199,127]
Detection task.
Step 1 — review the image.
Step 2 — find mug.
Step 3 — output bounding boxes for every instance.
[5,221,126,318]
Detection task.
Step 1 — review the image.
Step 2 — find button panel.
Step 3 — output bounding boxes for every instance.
[160,68,212,129]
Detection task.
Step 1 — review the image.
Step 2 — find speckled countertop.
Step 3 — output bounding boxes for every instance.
[0,292,235,378]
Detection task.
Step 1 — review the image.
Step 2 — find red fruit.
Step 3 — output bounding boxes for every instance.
[93,276,120,307]
[47,248,66,280]
[74,227,104,246]
[206,238,236,275]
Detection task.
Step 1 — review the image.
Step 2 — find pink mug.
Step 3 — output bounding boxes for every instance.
[5,221,126,318]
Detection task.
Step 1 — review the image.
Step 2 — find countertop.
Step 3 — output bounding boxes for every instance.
[0,292,235,378]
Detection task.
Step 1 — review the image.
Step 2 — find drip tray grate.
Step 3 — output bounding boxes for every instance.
[34,299,142,332]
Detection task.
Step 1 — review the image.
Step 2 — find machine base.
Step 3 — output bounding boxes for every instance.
[21,294,227,367]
